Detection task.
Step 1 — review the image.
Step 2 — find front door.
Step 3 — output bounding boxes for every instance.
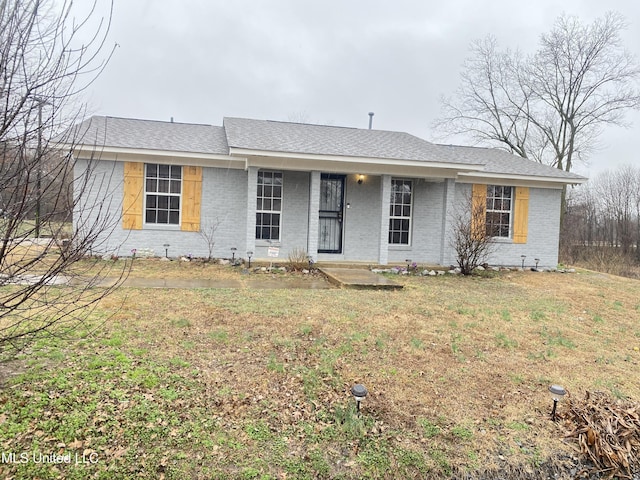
[318,174,345,253]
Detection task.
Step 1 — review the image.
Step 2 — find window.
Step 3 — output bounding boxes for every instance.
[389,179,412,245]
[145,164,182,225]
[486,185,512,238]
[256,171,282,241]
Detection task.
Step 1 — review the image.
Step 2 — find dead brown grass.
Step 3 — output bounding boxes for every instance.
[2,263,639,478]
[90,266,640,476]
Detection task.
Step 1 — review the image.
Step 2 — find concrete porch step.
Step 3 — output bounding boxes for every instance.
[318,267,403,289]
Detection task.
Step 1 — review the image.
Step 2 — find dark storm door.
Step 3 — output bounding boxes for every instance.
[318,174,345,253]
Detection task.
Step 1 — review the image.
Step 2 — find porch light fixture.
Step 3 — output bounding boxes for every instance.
[521,255,526,269]
[247,251,253,268]
[351,384,368,413]
[231,247,237,262]
[548,384,566,422]
[357,174,364,185]
[163,243,170,258]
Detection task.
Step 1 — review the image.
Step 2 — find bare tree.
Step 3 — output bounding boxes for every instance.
[562,165,640,269]
[0,0,124,358]
[449,191,495,275]
[437,13,640,174]
[198,218,222,261]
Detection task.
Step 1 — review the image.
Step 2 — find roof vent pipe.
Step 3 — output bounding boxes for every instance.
[368,112,374,129]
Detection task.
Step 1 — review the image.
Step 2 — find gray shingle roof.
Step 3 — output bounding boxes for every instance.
[438,145,586,181]
[66,115,586,182]
[67,116,228,155]
[223,117,483,166]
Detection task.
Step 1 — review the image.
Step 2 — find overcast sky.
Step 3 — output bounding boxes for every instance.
[84,0,640,177]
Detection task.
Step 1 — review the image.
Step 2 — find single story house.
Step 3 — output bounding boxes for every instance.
[66,116,586,267]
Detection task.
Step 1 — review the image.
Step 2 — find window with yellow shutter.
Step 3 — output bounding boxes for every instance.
[475,184,529,243]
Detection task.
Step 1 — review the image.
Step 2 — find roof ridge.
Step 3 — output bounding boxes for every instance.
[99,115,218,128]
[224,116,419,136]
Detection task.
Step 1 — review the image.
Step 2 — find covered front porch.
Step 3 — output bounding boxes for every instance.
[242,165,463,266]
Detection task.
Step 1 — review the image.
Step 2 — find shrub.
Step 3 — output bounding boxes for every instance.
[288,247,309,271]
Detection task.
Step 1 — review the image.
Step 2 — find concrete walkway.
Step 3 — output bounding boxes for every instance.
[319,268,402,289]
[96,276,332,290]
[28,268,400,290]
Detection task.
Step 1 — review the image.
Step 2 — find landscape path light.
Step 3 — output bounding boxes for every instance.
[535,258,540,269]
[521,255,526,269]
[247,251,253,268]
[548,384,566,422]
[163,243,170,258]
[231,247,237,262]
[351,384,368,413]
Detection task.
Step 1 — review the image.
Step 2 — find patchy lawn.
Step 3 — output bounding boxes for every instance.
[0,263,639,479]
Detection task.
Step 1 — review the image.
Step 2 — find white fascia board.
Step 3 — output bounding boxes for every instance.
[229,147,484,175]
[458,171,588,188]
[70,145,244,169]
[244,156,462,179]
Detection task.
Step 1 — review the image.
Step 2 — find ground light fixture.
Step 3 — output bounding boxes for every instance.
[247,251,253,268]
[549,384,567,422]
[351,384,368,413]
[521,255,526,269]
[535,258,540,269]
[231,247,237,262]
[163,243,170,258]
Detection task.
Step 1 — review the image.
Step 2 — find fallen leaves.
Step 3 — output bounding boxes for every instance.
[564,391,640,479]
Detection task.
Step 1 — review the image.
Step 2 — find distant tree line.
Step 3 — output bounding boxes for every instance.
[562,165,640,271]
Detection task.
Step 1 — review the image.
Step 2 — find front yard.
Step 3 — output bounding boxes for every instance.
[0,262,638,479]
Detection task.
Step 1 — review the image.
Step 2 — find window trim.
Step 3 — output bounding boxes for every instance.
[485,185,513,239]
[389,178,413,246]
[255,170,283,242]
[143,163,182,228]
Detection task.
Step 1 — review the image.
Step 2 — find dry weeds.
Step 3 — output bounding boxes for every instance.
[1,264,639,478]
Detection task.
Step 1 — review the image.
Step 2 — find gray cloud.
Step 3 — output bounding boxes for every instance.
[85,0,640,176]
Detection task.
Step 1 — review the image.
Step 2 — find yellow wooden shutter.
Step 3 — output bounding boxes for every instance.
[122,162,143,230]
[513,187,529,244]
[471,184,487,239]
[181,166,202,232]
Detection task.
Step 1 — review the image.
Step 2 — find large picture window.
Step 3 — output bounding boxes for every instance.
[389,179,412,245]
[256,171,282,241]
[486,185,512,238]
[145,164,182,225]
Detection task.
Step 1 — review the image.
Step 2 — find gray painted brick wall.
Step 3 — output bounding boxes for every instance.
[76,159,248,259]
[387,179,446,265]
[343,174,382,262]
[75,160,562,267]
[446,184,561,268]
